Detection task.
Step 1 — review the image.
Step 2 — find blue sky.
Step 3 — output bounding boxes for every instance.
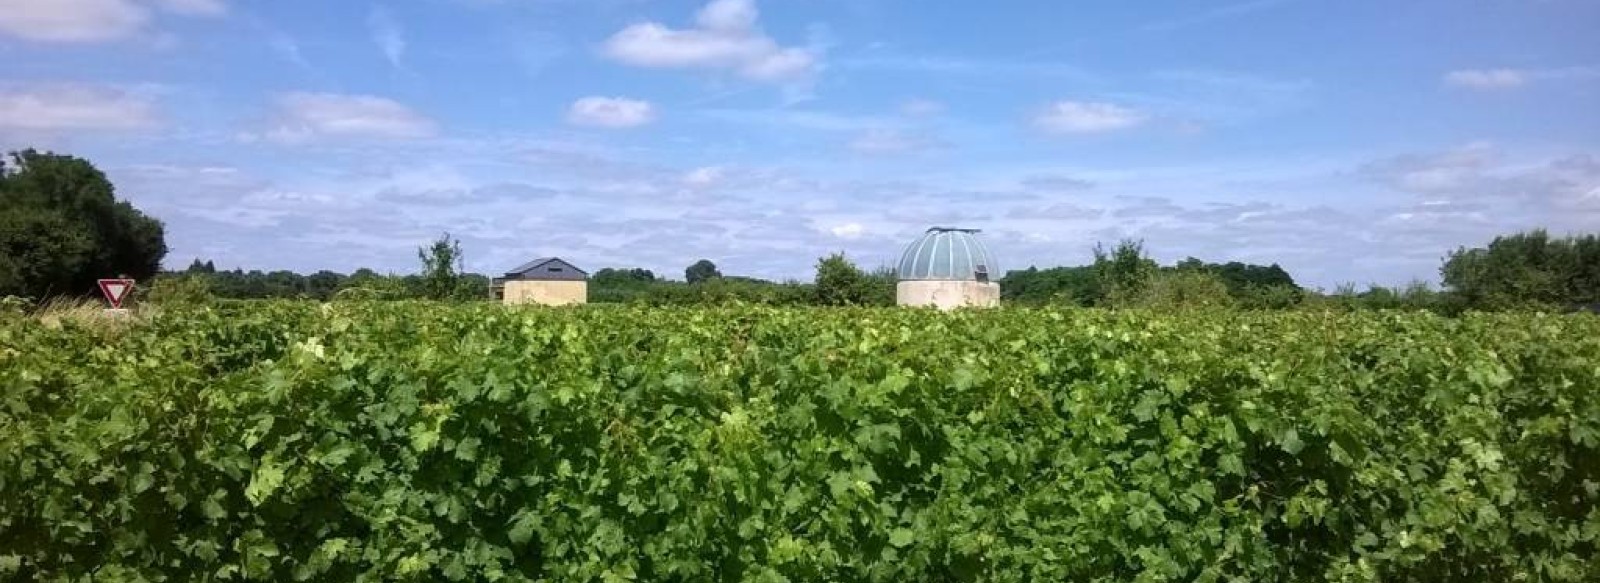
[1,0,1596,288]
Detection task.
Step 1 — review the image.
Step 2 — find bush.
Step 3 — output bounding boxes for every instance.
[144,274,214,306]
[1115,270,1236,309]
[2,304,1597,581]
[1442,229,1600,310]
[1234,283,1304,310]
[814,253,895,307]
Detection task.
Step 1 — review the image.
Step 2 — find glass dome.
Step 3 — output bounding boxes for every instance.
[896,227,999,281]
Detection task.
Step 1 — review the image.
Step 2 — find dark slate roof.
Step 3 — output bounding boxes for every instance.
[503,257,587,280]
[507,257,558,275]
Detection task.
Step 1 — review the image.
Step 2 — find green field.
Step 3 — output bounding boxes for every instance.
[3,303,1598,582]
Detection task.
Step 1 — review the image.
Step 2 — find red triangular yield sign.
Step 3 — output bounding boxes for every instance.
[98,279,136,309]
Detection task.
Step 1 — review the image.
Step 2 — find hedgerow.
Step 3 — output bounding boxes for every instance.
[1,303,1596,582]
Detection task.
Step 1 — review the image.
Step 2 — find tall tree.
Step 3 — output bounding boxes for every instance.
[417,232,464,300]
[685,259,721,284]
[814,253,869,306]
[0,149,168,299]
[1093,239,1158,305]
[1441,229,1600,309]
[185,258,217,274]
[592,268,657,285]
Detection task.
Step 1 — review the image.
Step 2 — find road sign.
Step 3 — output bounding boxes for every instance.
[97,279,136,309]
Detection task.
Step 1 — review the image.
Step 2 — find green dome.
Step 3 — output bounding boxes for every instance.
[896,227,998,281]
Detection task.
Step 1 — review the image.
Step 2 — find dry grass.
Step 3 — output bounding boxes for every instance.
[31,297,155,332]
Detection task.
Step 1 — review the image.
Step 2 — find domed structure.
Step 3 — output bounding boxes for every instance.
[897,227,999,281]
[895,227,1001,309]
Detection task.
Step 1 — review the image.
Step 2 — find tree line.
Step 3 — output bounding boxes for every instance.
[3,148,1596,313]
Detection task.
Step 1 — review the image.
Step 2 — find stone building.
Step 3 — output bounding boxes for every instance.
[493,257,587,305]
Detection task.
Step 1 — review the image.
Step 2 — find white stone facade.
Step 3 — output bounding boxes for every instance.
[896,280,1000,310]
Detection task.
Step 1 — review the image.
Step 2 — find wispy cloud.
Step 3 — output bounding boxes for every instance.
[1006,202,1104,220]
[1020,175,1095,192]
[268,32,312,71]
[848,128,944,154]
[1444,67,1599,91]
[1444,69,1526,90]
[899,98,945,116]
[1033,101,1147,134]
[567,97,657,129]
[837,54,1093,82]
[697,108,899,132]
[367,5,406,70]
[1110,69,1314,125]
[1141,0,1294,32]
[242,92,438,143]
[153,0,226,16]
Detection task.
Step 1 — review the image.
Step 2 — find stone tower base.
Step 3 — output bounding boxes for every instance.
[896,281,1000,310]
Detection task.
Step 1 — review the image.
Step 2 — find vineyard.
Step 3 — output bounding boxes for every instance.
[2,303,1598,582]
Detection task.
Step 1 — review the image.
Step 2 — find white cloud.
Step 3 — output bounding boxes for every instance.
[367,6,405,69]
[152,0,225,16]
[696,0,758,31]
[684,166,725,187]
[1364,143,1600,220]
[601,0,819,83]
[1361,142,1499,194]
[246,93,437,143]
[698,108,894,132]
[0,0,148,42]
[830,223,865,238]
[1444,69,1527,90]
[848,128,941,154]
[837,54,1094,82]
[1034,101,1147,134]
[0,85,160,131]
[1443,67,1599,91]
[1005,202,1104,220]
[900,98,945,116]
[1141,0,1290,32]
[268,33,312,70]
[1021,175,1095,191]
[567,97,657,128]
[0,0,224,43]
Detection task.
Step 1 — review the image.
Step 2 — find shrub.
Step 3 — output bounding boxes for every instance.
[144,274,214,306]
[1116,270,1236,309]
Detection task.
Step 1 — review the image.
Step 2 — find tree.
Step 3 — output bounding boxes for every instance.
[1000,266,1099,305]
[0,149,167,299]
[593,268,657,286]
[417,232,464,300]
[185,258,216,274]
[1093,239,1158,306]
[685,259,721,284]
[450,273,488,301]
[864,265,898,306]
[1441,229,1600,310]
[814,253,870,306]
[306,270,345,300]
[1120,270,1235,310]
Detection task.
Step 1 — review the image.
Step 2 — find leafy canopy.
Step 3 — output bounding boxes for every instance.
[0,149,167,299]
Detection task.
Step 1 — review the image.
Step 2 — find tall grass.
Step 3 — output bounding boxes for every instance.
[29,297,153,331]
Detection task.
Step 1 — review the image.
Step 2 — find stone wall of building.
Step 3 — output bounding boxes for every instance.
[896,280,1000,310]
[502,280,588,306]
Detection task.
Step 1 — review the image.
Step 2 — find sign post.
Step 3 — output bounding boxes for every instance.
[97,278,136,313]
